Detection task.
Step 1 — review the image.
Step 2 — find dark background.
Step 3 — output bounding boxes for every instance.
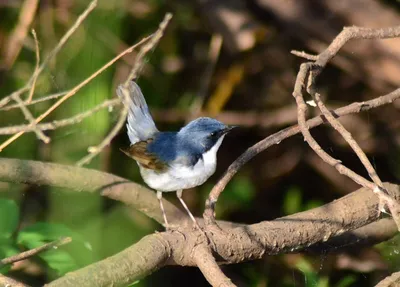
[1,0,400,286]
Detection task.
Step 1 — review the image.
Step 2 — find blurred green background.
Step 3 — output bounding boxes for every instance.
[0,0,400,286]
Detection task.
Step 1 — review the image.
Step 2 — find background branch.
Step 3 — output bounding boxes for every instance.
[204,87,400,225]
[0,237,72,267]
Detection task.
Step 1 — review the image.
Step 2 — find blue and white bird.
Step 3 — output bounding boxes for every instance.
[118,82,234,228]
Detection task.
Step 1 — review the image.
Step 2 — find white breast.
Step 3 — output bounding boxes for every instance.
[140,135,225,192]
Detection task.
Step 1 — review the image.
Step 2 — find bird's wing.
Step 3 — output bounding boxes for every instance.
[120,139,168,172]
[117,81,158,144]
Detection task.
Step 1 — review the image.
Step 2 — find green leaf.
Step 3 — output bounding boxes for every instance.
[226,176,255,205]
[0,199,19,239]
[17,222,81,275]
[17,222,75,246]
[283,187,302,215]
[296,258,319,287]
[335,275,357,287]
[0,243,20,274]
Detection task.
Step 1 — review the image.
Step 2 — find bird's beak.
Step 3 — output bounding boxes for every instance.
[222,125,237,135]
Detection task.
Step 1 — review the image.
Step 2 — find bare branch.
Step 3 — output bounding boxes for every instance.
[0,237,71,266]
[0,35,151,152]
[376,271,400,287]
[0,274,30,287]
[203,88,400,225]
[48,183,400,287]
[26,29,40,103]
[11,93,50,143]
[0,99,120,135]
[290,25,400,231]
[194,245,236,287]
[290,50,318,60]
[0,0,99,150]
[0,91,68,111]
[0,0,97,109]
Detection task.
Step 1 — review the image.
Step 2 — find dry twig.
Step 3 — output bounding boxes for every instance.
[290,26,400,230]
[0,34,152,152]
[203,87,400,225]
[0,99,120,135]
[11,93,49,143]
[0,237,72,266]
[0,0,99,151]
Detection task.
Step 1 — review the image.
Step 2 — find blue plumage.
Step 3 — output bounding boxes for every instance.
[147,118,227,167]
[117,81,235,228]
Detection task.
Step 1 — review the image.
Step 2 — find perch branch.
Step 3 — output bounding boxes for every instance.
[48,183,400,286]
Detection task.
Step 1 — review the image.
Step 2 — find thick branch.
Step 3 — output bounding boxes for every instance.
[46,234,170,287]
[0,158,186,226]
[49,183,399,286]
[0,274,29,287]
[194,246,236,287]
[376,271,400,287]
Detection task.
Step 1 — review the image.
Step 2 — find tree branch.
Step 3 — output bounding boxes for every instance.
[0,274,30,287]
[0,237,71,267]
[203,87,400,225]
[47,183,400,286]
[0,157,186,226]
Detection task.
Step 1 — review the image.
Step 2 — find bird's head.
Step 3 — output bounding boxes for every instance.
[178,117,235,153]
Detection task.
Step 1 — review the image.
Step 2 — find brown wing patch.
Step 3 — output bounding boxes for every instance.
[120,139,167,172]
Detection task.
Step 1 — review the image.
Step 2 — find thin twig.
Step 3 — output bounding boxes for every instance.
[26,29,40,103]
[290,50,318,61]
[0,237,71,266]
[0,35,151,152]
[76,13,173,166]
[0,0,98,109]
[203,87,400,225]
[11,93,50,143]
[0,99,120,135]
[291,25,400,230]
[314,93,383,187]
[1,91,68,111]
[293,63,375,190]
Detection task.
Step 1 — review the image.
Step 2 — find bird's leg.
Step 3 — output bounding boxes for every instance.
[176,189,201,230]
[157,191,169,229]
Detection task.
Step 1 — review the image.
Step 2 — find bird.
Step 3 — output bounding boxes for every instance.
[117,81,234,229]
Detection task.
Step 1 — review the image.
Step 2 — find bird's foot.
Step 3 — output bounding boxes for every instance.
[163,223,181,232]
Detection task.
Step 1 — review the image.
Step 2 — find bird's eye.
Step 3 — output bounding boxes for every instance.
[210,132,216,137]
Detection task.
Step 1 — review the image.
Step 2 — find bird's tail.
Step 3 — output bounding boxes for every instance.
[117,81,158,144]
